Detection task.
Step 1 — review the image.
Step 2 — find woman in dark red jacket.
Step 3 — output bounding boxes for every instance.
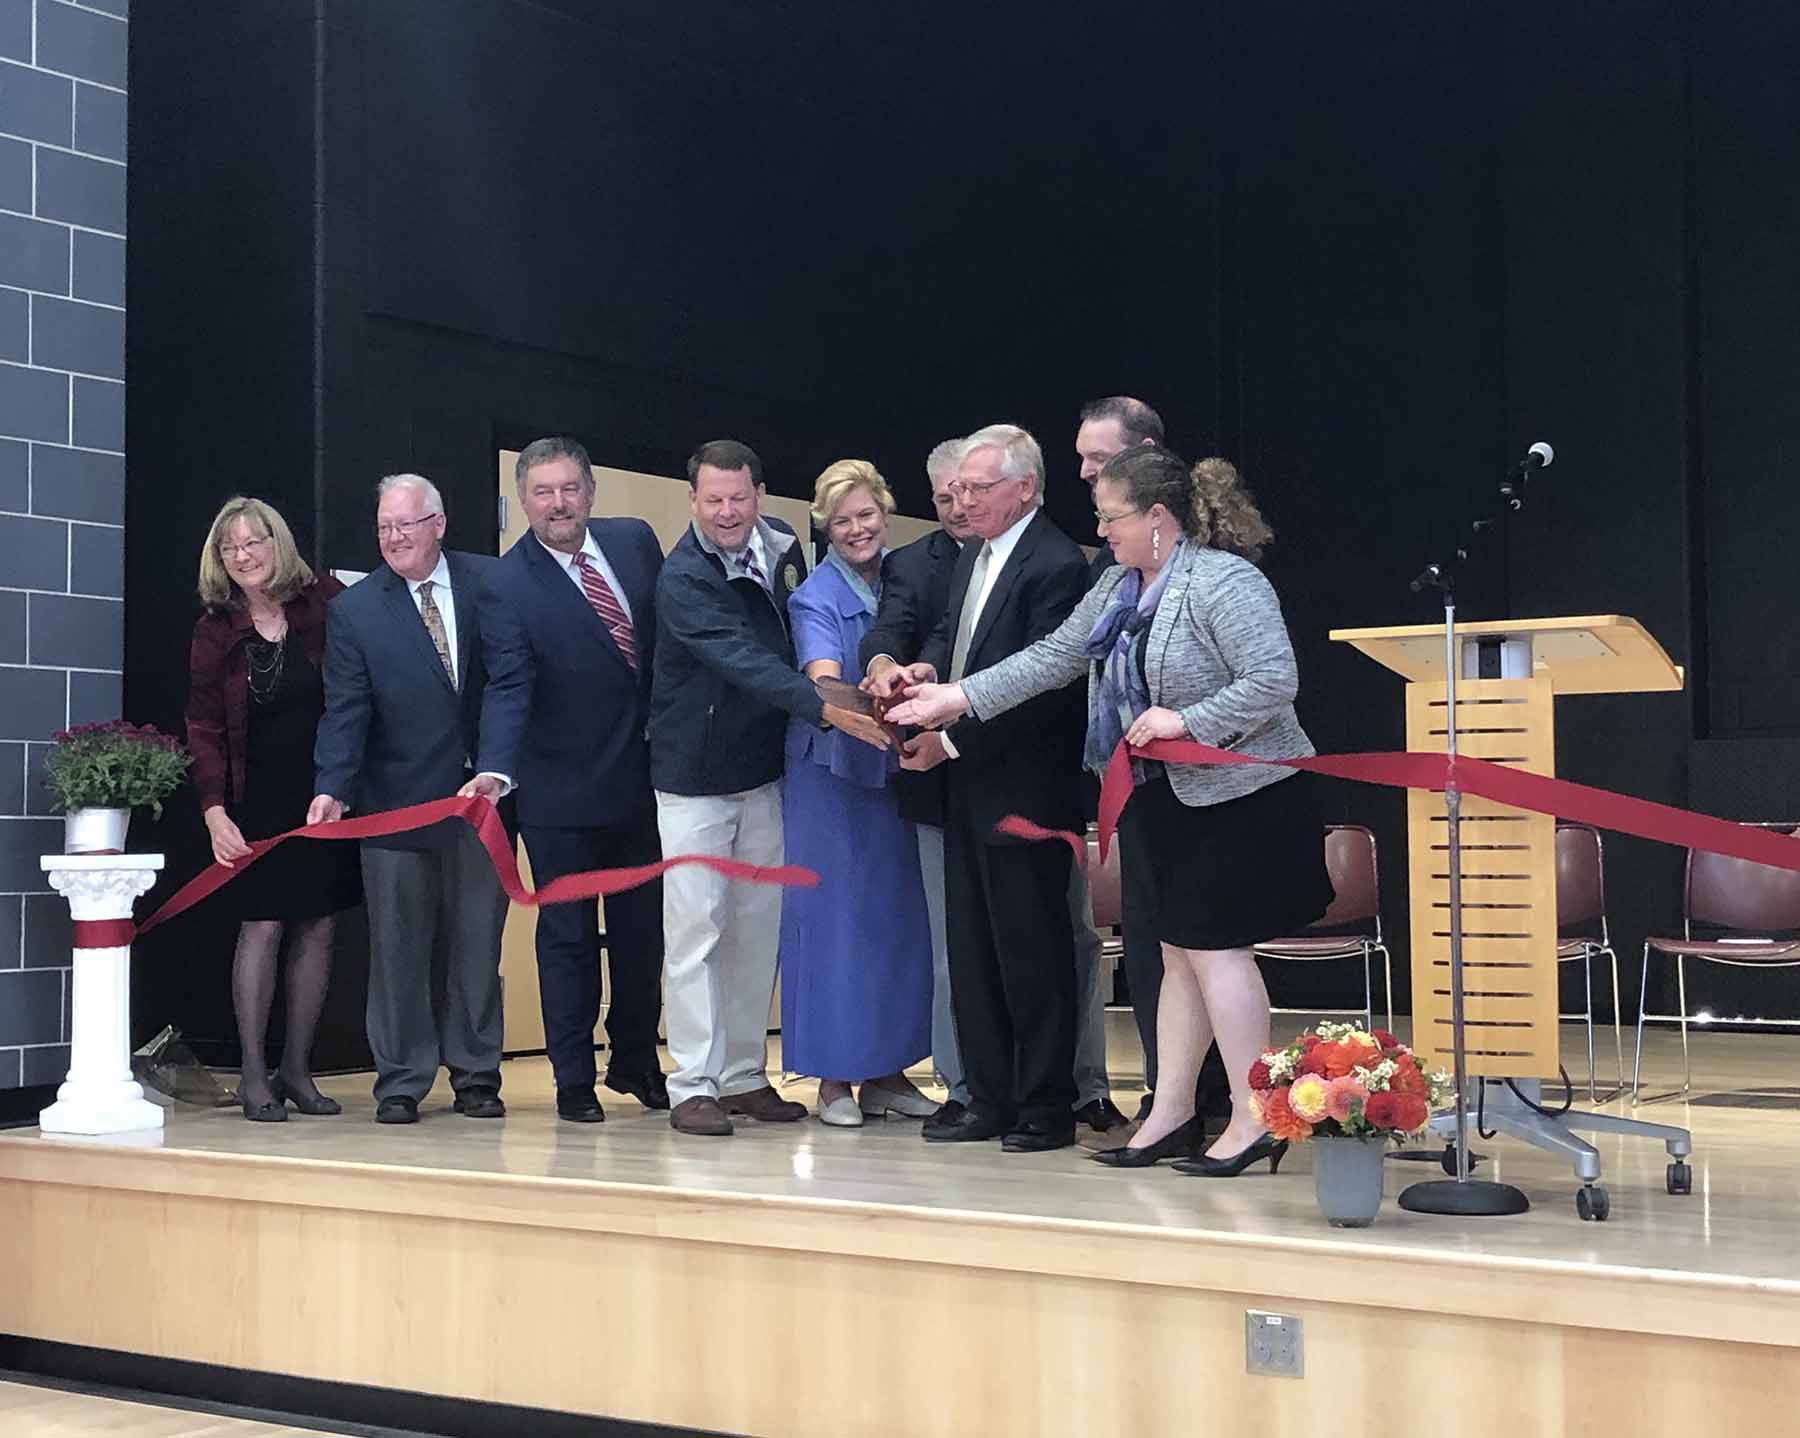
[186,497,361,1122]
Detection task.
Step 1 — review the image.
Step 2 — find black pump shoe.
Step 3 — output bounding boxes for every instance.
[239,1079,287,1123]
[271,1072,342,1116]
[1171,1132,1289,1178]
[1091,1115,1206,1168]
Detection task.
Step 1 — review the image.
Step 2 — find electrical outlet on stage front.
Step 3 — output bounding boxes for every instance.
[1245,1310,1304,1377]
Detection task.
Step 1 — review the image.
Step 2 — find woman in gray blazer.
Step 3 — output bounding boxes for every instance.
[887,446,1332,1177]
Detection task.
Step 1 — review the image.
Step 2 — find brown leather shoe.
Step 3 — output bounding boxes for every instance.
[719,1085,808,1123]
[670,1095,733,1136]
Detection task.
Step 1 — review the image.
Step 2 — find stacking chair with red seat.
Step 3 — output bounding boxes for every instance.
[1633,824,1800,1102]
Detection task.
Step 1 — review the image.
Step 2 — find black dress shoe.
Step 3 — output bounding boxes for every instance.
[271,1073,341,1116]
[375,1096,419,1125]
[604,1069,671,1111]
[1091,1115,1207,1168]
[1172,1132,1289,1178]
[1135,1091,1156,1122]
[1001,1122,1077,1153]
[1074,1096,1130,1133]
[928,1098,968,1127]
[556,1087,606,1123]
[922,1108,1012,1143]
[453,1085,506,1119]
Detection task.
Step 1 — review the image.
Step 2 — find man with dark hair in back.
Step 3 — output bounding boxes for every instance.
[652,438,892,1136]
[1076,395,1165,580]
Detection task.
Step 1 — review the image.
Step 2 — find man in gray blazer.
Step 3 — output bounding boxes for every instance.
[311,475,513,1125]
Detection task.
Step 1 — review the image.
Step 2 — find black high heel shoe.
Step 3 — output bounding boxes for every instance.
[239,1079,287,1124]
[1091,1115,1207,1168]
[1171,1132,1288,1178]
[270,1072,342,1117]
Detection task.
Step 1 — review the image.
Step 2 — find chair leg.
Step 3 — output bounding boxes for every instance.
[1632,942,1652,1104]
[1377,942,1395,1037]
[1604,943,1625,1101]
[1676,955,1692,1097]
[1360,942,1375,1035]
[1582,944,1597,1104]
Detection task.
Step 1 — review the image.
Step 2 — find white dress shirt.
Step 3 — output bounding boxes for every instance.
[941,507,1037,760]
[408,553,458,687]
[538,528,634,621]
[405,552,514,796]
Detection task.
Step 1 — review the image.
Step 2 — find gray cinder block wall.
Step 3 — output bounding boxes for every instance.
[0,0,128,1089]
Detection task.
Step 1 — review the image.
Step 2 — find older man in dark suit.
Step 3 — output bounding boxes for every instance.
[311,474,511,1124]
[470,437,667,1124]
[869,423,1090,1151]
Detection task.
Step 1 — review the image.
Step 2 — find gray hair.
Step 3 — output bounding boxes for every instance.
[516,436,595,495]
[925,438,965,489]
[377,472,445,514]
[962,423,1045,508]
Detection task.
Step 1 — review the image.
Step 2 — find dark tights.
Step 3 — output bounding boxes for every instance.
[232,915,334,1108]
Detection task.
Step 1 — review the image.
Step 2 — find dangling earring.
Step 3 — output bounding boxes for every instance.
[1152,527,1161,562]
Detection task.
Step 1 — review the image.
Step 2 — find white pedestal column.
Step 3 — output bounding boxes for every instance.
[36,853,166,1136]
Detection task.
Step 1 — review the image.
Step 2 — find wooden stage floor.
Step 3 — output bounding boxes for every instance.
[3,1023,1799,1437]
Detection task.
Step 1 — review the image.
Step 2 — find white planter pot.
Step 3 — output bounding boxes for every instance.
[64,807,130,855]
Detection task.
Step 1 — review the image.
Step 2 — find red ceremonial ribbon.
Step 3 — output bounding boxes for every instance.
[134,794,817,940]
[71,918,138,948]
[994,739,1800,876]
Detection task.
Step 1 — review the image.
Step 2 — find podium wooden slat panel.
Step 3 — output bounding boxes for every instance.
[1406,679,1560,1079]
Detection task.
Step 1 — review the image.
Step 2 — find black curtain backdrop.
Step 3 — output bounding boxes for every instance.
[124,1,1800,1070]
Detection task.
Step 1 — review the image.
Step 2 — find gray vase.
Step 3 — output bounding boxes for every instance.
[1311,1136,1388,1228]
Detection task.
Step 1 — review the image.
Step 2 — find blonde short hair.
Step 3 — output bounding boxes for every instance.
[810,458,896,528]
[196,496,315,609]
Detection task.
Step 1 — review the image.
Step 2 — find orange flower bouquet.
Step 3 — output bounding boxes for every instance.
[1248,1021,1450,1144]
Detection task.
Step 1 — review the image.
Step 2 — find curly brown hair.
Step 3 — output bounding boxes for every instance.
[1098,447,1274,563]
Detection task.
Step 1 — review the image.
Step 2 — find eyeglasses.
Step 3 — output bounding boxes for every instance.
[1093,506,1141,527]
[948,476,1017,498]
[219,536,270,560]
[375,513,442,540]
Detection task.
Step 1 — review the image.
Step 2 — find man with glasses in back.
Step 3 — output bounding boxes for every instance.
[311,474,513,1124]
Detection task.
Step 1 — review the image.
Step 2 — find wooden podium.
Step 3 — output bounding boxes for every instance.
[1330,616,1683,1083]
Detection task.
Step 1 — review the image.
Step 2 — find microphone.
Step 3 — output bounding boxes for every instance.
[1499,441,1553,507]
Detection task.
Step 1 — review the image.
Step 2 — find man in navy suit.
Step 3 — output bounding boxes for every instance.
[311,474,512,1124]
[469,437,667,1123]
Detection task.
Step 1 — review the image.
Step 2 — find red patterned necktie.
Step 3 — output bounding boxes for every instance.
[573,551,636,670]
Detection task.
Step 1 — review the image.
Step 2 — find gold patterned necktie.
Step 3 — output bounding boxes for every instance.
[418,579,455,686]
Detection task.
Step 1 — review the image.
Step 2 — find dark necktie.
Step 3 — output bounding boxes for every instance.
[574,551,637,670]
[737,546,767,588]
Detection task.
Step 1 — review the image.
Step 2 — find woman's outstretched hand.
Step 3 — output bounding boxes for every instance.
[1125,706,1189,747]
[883,681,970,731]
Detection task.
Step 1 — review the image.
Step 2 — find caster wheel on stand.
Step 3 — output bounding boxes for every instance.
[1439,1144,1486,1176]
[1576,1184,1610,1222]
[1666,1161,1693,1195]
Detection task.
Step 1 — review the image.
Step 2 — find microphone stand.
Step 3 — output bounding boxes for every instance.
[1396,548,1529,1216]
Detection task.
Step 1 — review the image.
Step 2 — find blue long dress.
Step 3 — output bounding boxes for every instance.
[778,552,932,1080]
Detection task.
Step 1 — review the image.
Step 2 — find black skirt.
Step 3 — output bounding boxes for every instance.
[227,635,363,923]
[1117,770,1334,950]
